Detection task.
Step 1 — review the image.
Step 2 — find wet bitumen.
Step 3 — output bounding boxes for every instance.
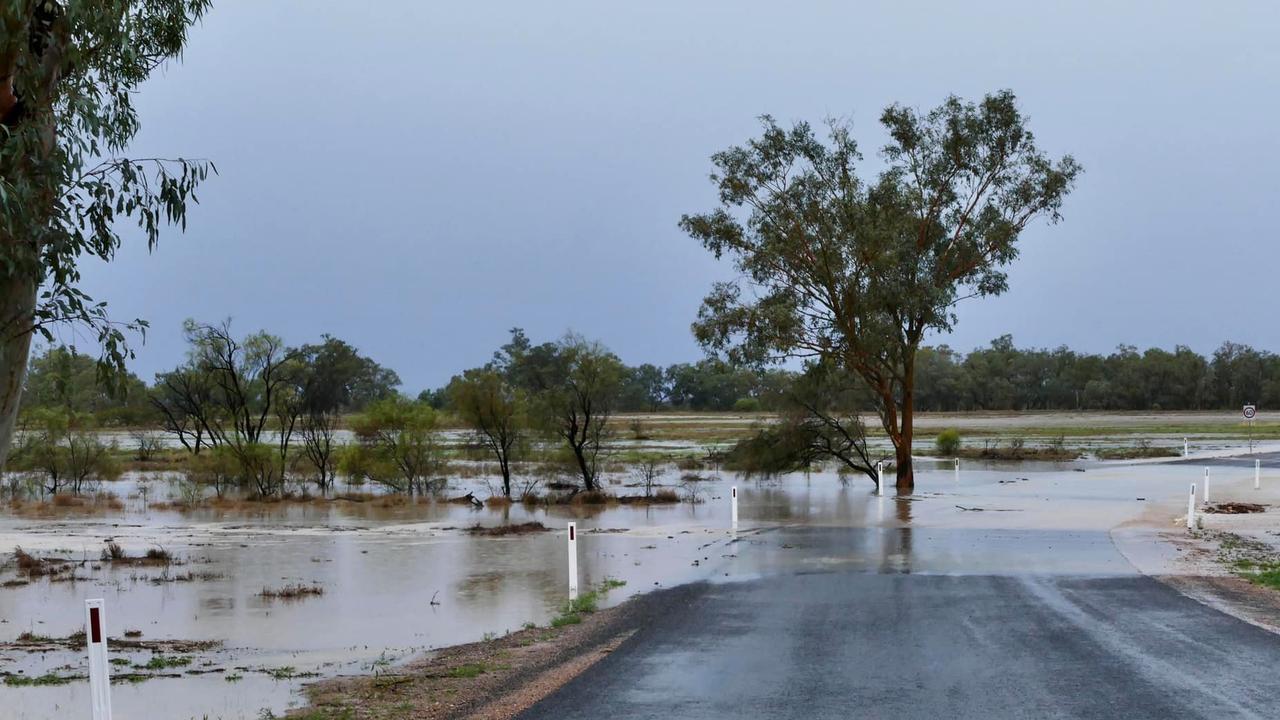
[518,527,1280,720]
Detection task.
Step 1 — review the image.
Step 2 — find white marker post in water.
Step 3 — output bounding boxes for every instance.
[730,486,739,530]
[1203,468,1211,505]
[1256,459,1262,490]
[566,522,579,601]
[1184,438,1189,457]
[954,457,960,481]
[1187,484,1197,531]
[84,598,112,720]
[876,461,885,496]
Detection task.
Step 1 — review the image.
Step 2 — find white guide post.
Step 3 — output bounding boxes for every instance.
[730,486,739,530]
[1187,484,1197,531]
[1256,459,1262,490]
[1203,468,1211,505]
[85,598,112,720]
[876,462,885,496]
[1184,438,1189,458]
[567,522,579,601]
[954,457,960,481]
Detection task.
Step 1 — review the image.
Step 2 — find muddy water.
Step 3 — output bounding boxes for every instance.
[1,453,1272,719]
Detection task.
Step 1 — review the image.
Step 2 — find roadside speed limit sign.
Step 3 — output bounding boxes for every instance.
[1244,405,1257,419]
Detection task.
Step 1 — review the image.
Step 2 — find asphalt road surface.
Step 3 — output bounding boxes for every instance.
[1176,450,1280,469]
[519,530,1280,719]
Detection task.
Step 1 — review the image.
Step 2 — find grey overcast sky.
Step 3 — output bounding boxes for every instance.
[73,0,1279,393]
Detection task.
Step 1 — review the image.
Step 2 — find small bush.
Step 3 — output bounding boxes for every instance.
[935,429,961,456]
[101,542,127,561]
[259,584,324,600]
[733,397,762,413]
[571,490,613,505]
[652,488,680,503]
[144,547,172,564]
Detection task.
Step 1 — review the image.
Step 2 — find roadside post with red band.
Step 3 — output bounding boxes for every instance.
[567,522,579,601]
[84,598,113,720]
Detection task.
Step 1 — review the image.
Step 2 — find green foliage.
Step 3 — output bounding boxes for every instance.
[448,368,525,497]
[725,361,875,483]
[447,663,489,679]
[22,345,153,424]
[8,408,121,494]
[682,91,1080,487]
[935,429,962,456]
[492,330,623,491]
[732,397,762,412]
[151,320,298,496]
[343,396,445,494]
[292,335,400,414]
[0,1,213,381]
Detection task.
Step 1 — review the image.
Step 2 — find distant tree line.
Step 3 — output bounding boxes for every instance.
[914,336,1271,412]
[20,333,1280,430]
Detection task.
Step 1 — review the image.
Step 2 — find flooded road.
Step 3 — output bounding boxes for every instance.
[1,452,1275,719]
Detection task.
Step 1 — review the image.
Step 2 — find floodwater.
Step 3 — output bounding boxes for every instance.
[2,445,1277,719]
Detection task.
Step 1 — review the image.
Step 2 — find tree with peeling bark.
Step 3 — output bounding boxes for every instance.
[683,91,1081,490]
[0,1,213,469]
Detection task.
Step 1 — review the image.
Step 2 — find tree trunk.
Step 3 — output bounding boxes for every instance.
[499,453,512,498]
[896,351,917,492]
[572,441,596,491]
[0,272,36,471]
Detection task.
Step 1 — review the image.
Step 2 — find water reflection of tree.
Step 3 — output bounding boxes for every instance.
[891,496,914,573]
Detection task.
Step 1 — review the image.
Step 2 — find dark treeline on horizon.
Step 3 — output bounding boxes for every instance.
[18,329,1280,425]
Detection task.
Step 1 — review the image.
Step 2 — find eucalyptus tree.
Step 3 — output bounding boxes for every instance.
[0,1,213,468]
[342,396,445,495]
[527,336,623,492]
[683,91,1080,489]
[449,367,525,498]
[152,320,298,496]
[292,335,400,490]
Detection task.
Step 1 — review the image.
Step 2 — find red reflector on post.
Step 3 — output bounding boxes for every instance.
[90,607,102,644]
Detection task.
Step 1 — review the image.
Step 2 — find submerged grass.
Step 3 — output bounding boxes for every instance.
[1212,531,1280,590]
[549,578,627,627]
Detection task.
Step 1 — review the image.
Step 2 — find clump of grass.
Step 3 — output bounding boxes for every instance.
[101,542,127,561]
[652,488,680,503]
[12,547,68,578]
[100,543,173,565]
[570,490,614,505]
[262,665,320,680]
[448,662,489,679]
[549,613,582,628]
[1095,444,1181,460]
[548,579,626,627]
[136,655,192,670]
[259,584,324,600]
[1212,531,1280,590]
[144,547,172,564]
[4,672,80,686]
[465,522,548,537]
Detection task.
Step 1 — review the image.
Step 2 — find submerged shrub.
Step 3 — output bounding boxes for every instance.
[935,429,961,456]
